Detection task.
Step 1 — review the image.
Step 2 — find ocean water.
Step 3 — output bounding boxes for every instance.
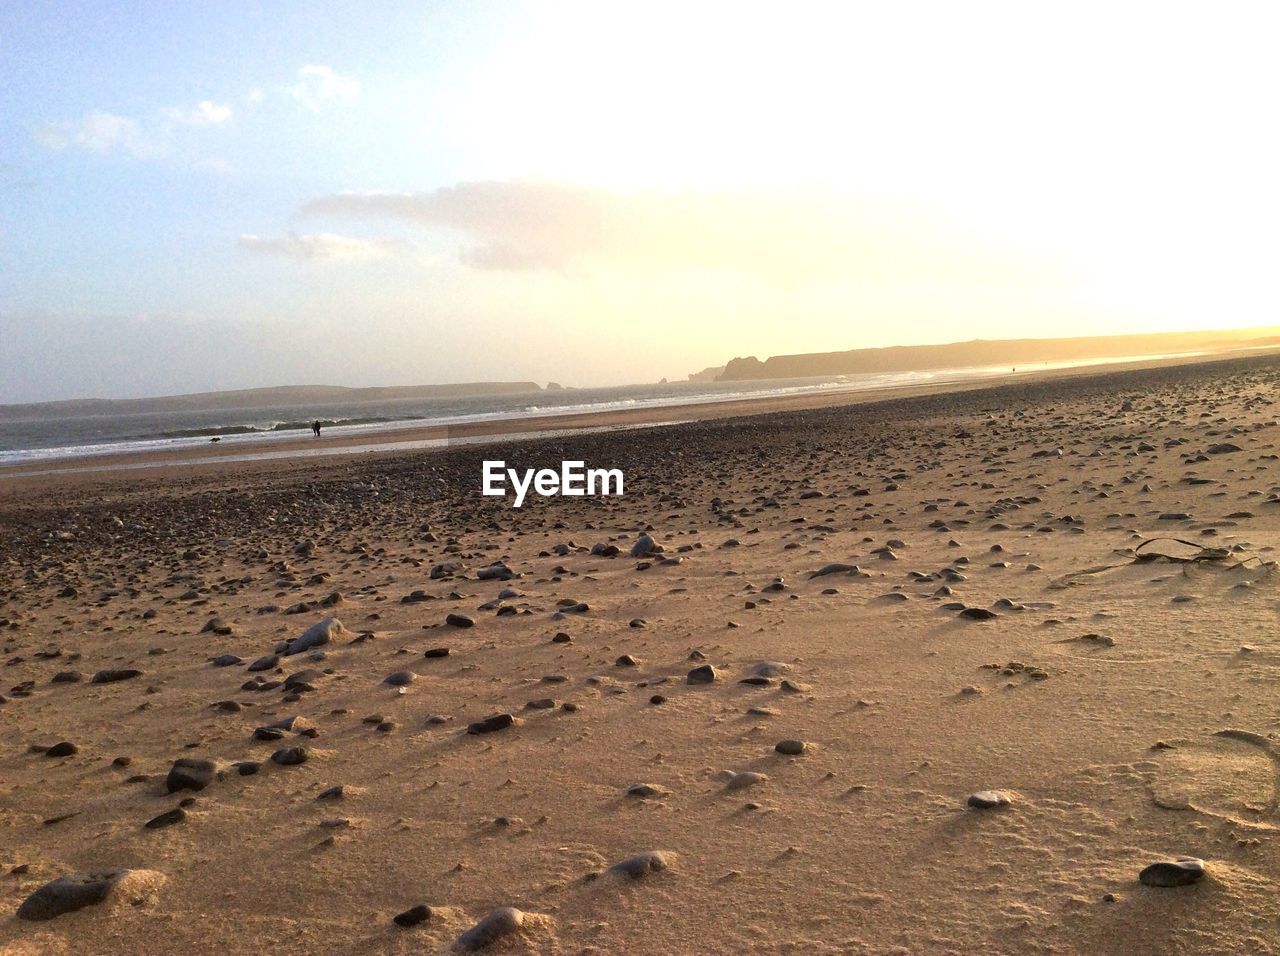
[0,350,1220,467]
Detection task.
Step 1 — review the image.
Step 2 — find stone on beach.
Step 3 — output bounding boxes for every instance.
[17,869,165,921]
[393,903,433,927]
[166,758,217,793]
[468,713,517,735]
[967,790,1012,809]
[284,617,345,655]
[455,906,527,951]
[610,850,673,879]
[91,668,143,683]
[1139,857,1206,887]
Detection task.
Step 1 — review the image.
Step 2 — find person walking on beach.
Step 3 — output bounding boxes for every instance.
[312,420,322,438]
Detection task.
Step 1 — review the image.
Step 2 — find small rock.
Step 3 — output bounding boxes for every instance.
[17,869,164,921]
[687,664,719,684]
[967,790,1012,809]
[726,771,768,791]
[626,783,670,799]
[284,617,345,655]
[166,758,217,793]
[630,534,658,558]
[270,746,310,766]
[144,808,186,830]
[91,669,143,684]
[610,850,672,879]
[247,654,279,672]
[456,906,525,951]
[1139,857,1206,887]
[393,903,433,928]
[467,713,516,735]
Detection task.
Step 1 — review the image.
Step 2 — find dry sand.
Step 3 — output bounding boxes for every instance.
[3,353,1280,953]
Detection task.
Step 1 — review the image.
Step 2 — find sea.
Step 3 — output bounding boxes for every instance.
[0,351,1225,469]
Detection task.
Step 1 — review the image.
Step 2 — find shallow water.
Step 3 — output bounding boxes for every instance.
[0,422,678,478]
[0,349,1223,466]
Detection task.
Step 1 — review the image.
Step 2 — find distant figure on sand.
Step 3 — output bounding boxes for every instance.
[312,420,321,438]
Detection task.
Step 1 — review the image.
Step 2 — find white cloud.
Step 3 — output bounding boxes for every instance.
[287,65,360,111]
[36,111,160,158]
[162,100,233,126]
[36,100,231,160]
[298,180,1042,285]
[238,232,403,262]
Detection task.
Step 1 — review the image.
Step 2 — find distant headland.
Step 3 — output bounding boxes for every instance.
[697,325,1280,382]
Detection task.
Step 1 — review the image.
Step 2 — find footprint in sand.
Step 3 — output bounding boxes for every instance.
[1150,730,1279,829]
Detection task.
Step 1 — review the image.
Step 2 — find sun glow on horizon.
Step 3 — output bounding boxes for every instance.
[3,1,1279,400]
[429,2,1279,339]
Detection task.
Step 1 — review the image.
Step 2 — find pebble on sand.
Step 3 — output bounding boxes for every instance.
[610,850,673,879]
[393,903,433,927]
[455,906,526,951]
[270,746,310,766]
[726,771,768,791]
[284,617,345,655]
[166,757,217,793]
[144,807,187,829]
[1139,857,1206,887]
[91,668,143,684]
[630,533,658,558]
[17,869,165,921]
[467,713,518,735]
[967,790,1012,809]
[626,783,670,798]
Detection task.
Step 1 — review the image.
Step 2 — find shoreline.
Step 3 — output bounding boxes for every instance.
[2,346,1277,486]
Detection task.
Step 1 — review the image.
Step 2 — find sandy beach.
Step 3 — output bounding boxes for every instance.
[3,351,1280,954]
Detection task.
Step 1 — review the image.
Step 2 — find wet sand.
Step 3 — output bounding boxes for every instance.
[3,352,1280,954]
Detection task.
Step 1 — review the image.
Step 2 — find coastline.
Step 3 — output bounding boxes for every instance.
[3,346,1276,487]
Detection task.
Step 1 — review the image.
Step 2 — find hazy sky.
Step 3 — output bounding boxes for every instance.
[2,1,1278,401]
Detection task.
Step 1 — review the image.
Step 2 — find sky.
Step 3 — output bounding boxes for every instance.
[1,1,1278,402]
